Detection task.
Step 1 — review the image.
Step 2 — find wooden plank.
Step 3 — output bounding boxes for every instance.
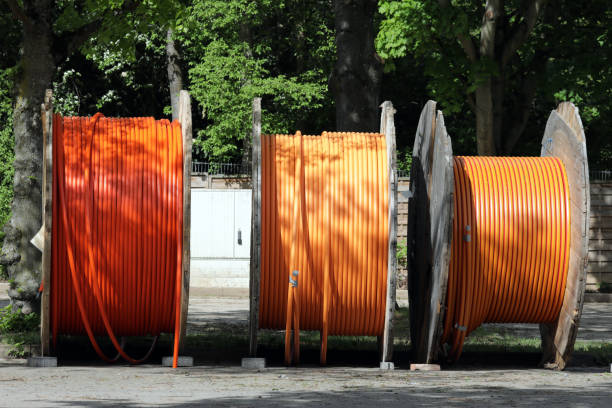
[596,272,612,283]
[539,104,590,370]
[587,262,612,273]
[590,207,612,216]
[178,90,192,352]
[40,89,53,356]
[424,110,453,364]
[589,229,612,239]
[588,251,612,262]
[590,196,612,206]
[589,239,612,250]
[248,97,262,357]
[589,185,612,195]
[406,101,437,362]
[380,100,397,364]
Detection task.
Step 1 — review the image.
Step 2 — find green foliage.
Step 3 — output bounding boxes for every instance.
[0,305,39,333]
[396,147,412,176]
[396,239,407,269]
[598,282,612,294]
[0,69,14,280]
[179,0,335,161]
[0,287,39,357]
[377,0,612,158]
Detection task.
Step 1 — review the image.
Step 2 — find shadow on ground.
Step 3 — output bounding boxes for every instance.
[40,382,612,407]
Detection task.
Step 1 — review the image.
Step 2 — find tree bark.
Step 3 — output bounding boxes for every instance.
[330,0,383,132]
[166,27,183,122]
[0,0,55,313]
[474,0,501,155]
[239,23,253,170]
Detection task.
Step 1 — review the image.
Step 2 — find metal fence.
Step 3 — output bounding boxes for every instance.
[194,162,610,182]
[192,162,251,176]
[590,170,612,182]
[193,161,412,178]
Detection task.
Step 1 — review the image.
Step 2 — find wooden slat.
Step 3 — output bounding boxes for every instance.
[588,251,612,262]
[590,207,612,216]
[40,89,53,356]
[589,239,612,250]
[178,90,192,351]
[587,262,612,273]
[381,100,397,364]
[590,196,612,206]
[589,229,612,239]
[248,97,262,357]
[590,184,612,194]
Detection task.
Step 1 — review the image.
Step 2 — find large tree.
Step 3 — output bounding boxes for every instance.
[378,0,553,155]
[330,0,383,132]
[0,0,177,313]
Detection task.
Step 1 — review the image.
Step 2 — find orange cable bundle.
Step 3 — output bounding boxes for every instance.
[51,113,184,367]
[259,131,389,364]
[443,156,570,361]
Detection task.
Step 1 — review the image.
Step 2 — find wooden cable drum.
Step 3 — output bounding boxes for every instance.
[247,99,399,366]
[37,90,192,367]
[408,101,590,370]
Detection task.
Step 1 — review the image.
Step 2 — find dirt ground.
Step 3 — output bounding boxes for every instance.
[1,290,612,407]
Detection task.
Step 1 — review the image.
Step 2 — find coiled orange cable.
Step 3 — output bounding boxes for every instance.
[51,114,184,367]
[260,132,389,364]
[442,156,570,361]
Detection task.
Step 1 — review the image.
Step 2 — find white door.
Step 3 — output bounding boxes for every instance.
[190,189,252,289]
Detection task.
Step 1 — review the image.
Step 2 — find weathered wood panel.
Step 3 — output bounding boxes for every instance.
[380,100,397,364]
[248,97,262,357]
[406,100,437,363]
[178,90,192,351]
[539,103,589,371]
[423,110,454,364]
[41,90,53,356]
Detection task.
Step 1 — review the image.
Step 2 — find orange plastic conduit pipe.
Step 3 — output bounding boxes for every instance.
[51,113,184,367]
[442,156,570,361]
[260,132,389,364]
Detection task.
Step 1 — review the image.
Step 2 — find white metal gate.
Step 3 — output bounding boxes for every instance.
[190,189,251,288]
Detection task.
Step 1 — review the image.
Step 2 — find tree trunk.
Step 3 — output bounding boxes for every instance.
[330,0,383,132]
[475,84,496,155]
[166,27,183,121]
[239,23,253,170]
[0,4,55,314]
[474,0,501,156]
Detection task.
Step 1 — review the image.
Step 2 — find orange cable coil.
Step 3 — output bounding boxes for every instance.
[259,132,390,364]
[51,113,184,366]
[442,156,570,361]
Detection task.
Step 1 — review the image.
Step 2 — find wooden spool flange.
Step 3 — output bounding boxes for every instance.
[38,89,193,356]
[408,101,590,370]
[246,99,398,364]
[539,102,590,370]
[407,102,453,363]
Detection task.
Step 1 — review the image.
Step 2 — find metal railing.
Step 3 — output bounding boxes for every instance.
[194,162,612,183]
[590,170,612,182]
[397,169,410,179]
[192,162,251,176]
[193,161,412,178]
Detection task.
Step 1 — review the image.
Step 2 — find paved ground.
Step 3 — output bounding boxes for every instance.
[186,295,612,342]
[1,285,612,406]
[0,361,610,407]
